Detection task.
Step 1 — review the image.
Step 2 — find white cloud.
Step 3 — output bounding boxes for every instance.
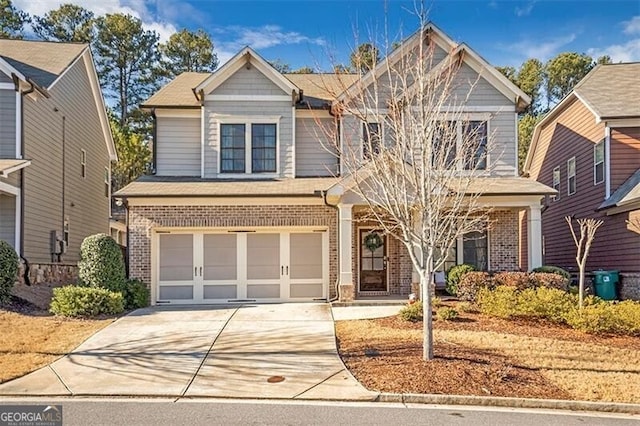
[623,16,640,35]
[15,0,176,42]
[506,33,576,61]
[588,38,640,63]
[515,0,536,17]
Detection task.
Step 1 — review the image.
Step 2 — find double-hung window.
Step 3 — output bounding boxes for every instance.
[463,121,488,170]
[220,124,246,173]
[431,119,488,170]
[594,141,604,185]
[362,122,382,160]
[552,167,560,201]
[432,121,457,168]
[252,124,277,173]
[462,230,488,270]
[567,157,576,195]
[220,121,278,174]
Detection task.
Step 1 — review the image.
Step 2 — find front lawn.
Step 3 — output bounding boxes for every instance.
[0,297,114,383]
[336,302,640,403]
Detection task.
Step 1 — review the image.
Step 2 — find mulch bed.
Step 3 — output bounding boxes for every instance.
[1,296,47,316]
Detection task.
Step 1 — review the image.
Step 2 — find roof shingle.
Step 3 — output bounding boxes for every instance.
[574,62,640,119]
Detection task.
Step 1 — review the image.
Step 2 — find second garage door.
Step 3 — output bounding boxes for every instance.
[156,229,328,304]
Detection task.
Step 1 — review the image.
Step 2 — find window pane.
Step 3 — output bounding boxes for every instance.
[433,121,456,168]
[363,122,381,159]
[568,158,576,175]
[220,124,245,173]
[595,142,604,163]
[463,230,488,270]
[464,121,487,170]
[252,124,277,173]
[595,163,604,183]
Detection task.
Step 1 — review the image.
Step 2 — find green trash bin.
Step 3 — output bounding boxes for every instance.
[592,270,619,300]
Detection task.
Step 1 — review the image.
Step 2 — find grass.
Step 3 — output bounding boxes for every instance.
[0,305,114,383]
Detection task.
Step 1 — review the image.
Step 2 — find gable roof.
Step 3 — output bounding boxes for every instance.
[143,72,210,108]
[0,39,86,89]
[573,62,640,120]
[599,168,640,211]
[194,46,299,100]
[524,62,640,173]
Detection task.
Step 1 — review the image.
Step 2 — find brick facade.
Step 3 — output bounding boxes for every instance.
[128,204,338,299]
[489,209,520,271]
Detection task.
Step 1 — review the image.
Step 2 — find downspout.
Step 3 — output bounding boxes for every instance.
[605,126,611,199]
[151,108,157,174]
[14,76,34,285]
[322,190,341,302]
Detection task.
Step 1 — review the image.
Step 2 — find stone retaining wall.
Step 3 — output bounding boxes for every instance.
[12,262,78,309]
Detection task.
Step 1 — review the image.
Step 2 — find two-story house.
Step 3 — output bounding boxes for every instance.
[524,62,640,300]
[0,39,116,286]
[115,23,554,305]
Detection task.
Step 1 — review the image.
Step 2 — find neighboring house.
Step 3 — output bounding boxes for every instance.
[524,62,640,300]
[0,39,116,283]
[115,23,554,305]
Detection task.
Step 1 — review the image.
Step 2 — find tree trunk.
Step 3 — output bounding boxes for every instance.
[420,273,434,360]
[578,261,585,308]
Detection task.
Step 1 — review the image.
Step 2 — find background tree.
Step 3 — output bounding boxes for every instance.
[290,66,315,74]
[158,29,218,79]
[94,13,160,128]
[320,25,490,360]
[350,42,380,72]
[596,55,612,65]
[544,52,594,107]
[495,66,517,85]
[518,114,540,172]
[109,118,151,190]
[0,0,28,39]
[517,58,544,114]
[566,216,604,307]
[268,59,290,73]
[32,3,94,43]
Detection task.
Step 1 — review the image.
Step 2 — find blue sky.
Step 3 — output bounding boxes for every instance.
[19,0,640,70]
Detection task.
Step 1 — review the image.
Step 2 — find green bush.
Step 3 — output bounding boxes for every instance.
[122,279,150,310]
[530,272,569,291]
[611,301,640,335]
[564,303,616,334]
[477,286,519,318]
[445,264,475,296]
[399,301,423,322]
[517,287,574,323]
[432,296,443,308]
[533,265,571,282]
[50,286,124,317]
[493,271,533,290]
[436,307,458,321]
[0,240,19,304]
[456,301,476,313]
[457,271,492,302]
[78,234,126,292]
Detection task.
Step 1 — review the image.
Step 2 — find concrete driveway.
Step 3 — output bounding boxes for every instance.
[0,304,375,400]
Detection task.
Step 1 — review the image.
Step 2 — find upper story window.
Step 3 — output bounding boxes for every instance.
[552,166,560,201]
[219,119,279,175]
[594,141,604,185]
[567,157,576,196]
[104,167,110,197]
[432,121,457,168]
[463,121,487,170]
[431,120,488,171]
[362,122,382,160]
[80,150,86,178]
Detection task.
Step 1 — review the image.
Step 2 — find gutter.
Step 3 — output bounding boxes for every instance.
[322,190,341,303]
[151,108,157,174]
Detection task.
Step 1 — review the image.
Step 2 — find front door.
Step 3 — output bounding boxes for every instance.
[359,229,387,292]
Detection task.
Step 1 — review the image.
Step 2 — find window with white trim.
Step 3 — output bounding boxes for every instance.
[567,157,576,195]
[251,124,277,173]
[552,166,560,201]
[463,121,487,170]
[594,141,604,185]
[104,167,109,197]
[80,149,86,178]
[362,122,382,160]
[463,230,488,270]
[430,120,488,170]
[219,119,279,174]
[220,124,246,173]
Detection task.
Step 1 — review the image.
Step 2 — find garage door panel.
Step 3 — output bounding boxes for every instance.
[290,283,323,298]
[247,234,280,280]
[159,285,194,300]
[247,284,280,299]
[290,233,322,279]
[204,285,237,300]
[203,234,237,280]
[159,234,194,282]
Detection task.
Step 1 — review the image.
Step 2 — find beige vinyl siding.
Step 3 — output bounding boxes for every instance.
[295,117,338,177]
[156,116,200,176]
[22,55,110,263]
[203,100,293,177]
[489,111,517,176]
[0,194,15,247]
[0,89,16,157]
[214,66,286,96]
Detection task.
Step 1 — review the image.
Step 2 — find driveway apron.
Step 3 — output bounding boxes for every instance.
[0,303,375,401]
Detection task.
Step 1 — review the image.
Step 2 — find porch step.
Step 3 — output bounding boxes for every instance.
[331,299,407,307]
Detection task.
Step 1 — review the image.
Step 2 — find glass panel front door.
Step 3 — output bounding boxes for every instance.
[359,229,387,292]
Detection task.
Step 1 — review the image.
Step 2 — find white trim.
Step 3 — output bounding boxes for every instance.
[154,109,200,118]
[574,91,602,124]
[200,106,205,178]
[593,140,604,186]
[527,203,543,270]
[125,196,325,207]
[15,189,21,253]
[0,160,30,178]
[0,57,25,81]
[0,82,14,89]
[15,90,21,159]
[291,105,296,178]
[605,126,611,199]
[567,156,576,196]
[80,149,86,179]
[514,113,519,176]
[83,50,117,161]
[0,181,19,195]
[437,105,515,113]
[552,166,560,201]
[205,94,291,102]
[356,227,390,294]
[604,118,640,128]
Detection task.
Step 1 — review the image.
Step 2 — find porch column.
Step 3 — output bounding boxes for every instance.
[527,204,543,269]
[338,203,355,301]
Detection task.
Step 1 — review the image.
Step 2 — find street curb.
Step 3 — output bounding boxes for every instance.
[375,393,640,414]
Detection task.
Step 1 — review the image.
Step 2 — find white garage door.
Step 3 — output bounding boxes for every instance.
[156,229,327,304]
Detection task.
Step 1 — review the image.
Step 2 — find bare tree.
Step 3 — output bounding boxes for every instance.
[565,216,604,307]
[315,22,496,360]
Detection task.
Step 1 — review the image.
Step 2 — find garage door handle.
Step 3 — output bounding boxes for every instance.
[286,266,289,275]
[199,267,203,276]
[281,266,284,275]
[194,267,197,276]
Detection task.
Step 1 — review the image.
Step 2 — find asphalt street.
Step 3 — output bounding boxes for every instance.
[1,398,638,426]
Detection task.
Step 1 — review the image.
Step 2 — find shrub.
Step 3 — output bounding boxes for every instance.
[436,307,458,321]
[477,286,519,318]
[445,264,475,296]
[0,240,19,304]
[533,265,571,282]
[517,287,574,323]
[457,271,492,302]
[122,279,150,310]
[78,234,126,292]
[456,301,476,313]
[493,271,532,290]
[432,296,443,308]
[530,272,569,291]
[399,300,423,322]
[50,286,124,317]
[611,301,640,335]
[564,303,616,334]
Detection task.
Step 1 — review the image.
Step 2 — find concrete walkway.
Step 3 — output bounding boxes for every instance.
[0,304,376,400]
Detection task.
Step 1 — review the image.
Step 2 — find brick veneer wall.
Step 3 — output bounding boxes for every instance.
[128,204,338,299]
[489,209,519,271]
[620,273,640,301]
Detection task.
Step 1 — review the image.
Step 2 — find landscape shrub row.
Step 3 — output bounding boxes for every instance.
[457,271,569,302]
[477,286,640,335]
[0,240,19,304]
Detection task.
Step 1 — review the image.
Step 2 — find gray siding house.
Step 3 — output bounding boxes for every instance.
[0,40,116,282]
[115,23,554,305]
